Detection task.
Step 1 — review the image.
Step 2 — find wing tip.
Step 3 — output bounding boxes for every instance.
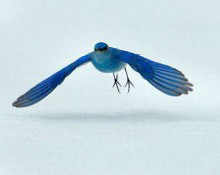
[12,100,20,108]
[12,100,23,108]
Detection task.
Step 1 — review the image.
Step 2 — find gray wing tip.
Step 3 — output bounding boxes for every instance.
[12,100,19,107]
[12,100,22,108]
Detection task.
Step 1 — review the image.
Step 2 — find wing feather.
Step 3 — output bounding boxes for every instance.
[12,54,92,107]
[116,49,193,96]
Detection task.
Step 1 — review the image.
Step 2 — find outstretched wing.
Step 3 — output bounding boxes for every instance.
[13,54,92,107]
[116,50,193,96]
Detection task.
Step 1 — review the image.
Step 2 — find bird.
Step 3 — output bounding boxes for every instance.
[12,42,193,108]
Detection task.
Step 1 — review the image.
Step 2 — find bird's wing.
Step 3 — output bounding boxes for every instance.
[13,53,92,107]
[116,50,193,96]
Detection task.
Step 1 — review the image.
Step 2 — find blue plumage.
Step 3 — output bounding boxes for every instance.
[117,50,193,96]
[13,54,91,107]
[13,42,193,108]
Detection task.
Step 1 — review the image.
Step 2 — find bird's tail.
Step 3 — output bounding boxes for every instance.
[137,57,193,96]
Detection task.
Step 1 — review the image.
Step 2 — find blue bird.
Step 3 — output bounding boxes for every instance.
[12,42,193,108]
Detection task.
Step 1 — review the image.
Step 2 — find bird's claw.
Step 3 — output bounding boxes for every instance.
[125,78,134,93]
[112,74,121,93]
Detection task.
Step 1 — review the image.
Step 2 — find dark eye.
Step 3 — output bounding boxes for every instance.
[100,46,107,51]
[95,46,108,51]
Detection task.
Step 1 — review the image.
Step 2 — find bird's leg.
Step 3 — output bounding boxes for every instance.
[112,73,122,93]
[124,67,134,93]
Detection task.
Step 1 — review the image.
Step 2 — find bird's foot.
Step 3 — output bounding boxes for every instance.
[125,78,134,93]
[112,73,122,93]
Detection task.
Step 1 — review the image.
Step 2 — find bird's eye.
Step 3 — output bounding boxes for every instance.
[95,46,108,51]
[100,46,107,51]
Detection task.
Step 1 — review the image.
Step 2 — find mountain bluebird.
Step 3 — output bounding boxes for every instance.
[13,42,193,108]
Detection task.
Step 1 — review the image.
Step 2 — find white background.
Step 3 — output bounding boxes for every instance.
[0,0,220,175]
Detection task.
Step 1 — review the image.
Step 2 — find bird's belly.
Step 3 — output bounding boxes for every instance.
[92,56,126,73]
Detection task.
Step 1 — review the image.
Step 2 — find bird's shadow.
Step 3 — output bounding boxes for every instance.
[19,109,218,123]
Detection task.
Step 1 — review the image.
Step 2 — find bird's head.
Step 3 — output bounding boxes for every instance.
[94,42,108,52]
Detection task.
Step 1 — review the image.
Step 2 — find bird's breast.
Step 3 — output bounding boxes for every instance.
[92,52,126,73]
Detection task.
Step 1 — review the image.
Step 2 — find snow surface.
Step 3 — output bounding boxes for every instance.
[0,0,220,175]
